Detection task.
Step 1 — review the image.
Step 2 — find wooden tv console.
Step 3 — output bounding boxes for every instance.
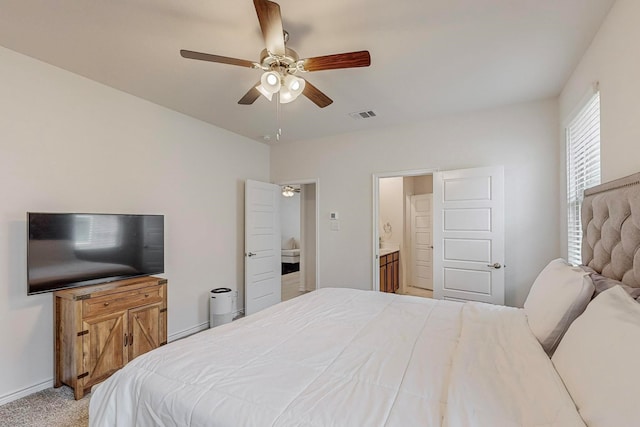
[54,276,167,399]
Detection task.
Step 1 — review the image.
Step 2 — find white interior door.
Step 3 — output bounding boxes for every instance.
[410,194,433,290]
[245,180,281,315]
[433,166,504,304]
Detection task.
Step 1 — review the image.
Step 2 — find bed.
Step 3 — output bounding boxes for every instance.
[281,248,300,264]
[89,173,640,427]
[281,248,300,275]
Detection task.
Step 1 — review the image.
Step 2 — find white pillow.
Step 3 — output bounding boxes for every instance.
[552,286,640,427]
[523,258,593,355]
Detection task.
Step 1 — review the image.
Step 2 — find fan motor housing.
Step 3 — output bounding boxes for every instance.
[260,48,300,73]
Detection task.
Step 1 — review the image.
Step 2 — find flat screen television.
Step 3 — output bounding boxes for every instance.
[27,212,164,295]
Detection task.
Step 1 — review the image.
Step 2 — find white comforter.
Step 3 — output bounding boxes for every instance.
[89,288,584,426]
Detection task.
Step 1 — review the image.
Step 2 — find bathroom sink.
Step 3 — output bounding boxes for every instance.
[379,244,399,256]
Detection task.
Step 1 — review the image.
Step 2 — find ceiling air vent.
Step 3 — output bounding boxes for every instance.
[349,110,377,120]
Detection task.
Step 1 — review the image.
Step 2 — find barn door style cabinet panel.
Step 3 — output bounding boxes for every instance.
[54,276,167,399]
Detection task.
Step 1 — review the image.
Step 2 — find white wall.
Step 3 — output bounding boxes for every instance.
[280,192,300,248]
[0,47,269,402]
[379,177,403,248]
[271,99,560,308]
[560,0,640,183]
[558,0,640,260]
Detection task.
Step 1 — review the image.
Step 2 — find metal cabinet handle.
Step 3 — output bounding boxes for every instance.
[487,263,502,269]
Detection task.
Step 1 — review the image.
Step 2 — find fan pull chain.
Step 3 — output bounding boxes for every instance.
[276,91,282,142]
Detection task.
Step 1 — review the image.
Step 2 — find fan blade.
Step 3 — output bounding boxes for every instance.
[253,0,286,56]
[238,83,262,105]
[301,51,371,72]
[180,50,255,68]
[303,81,333,108]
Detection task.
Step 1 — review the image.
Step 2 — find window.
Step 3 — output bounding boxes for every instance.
[74,214,120,250]
[566,92,600,266]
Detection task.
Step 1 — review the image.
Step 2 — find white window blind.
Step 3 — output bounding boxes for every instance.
[566,92,600,266]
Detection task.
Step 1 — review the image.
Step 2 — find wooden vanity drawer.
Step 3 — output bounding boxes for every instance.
[83,287,162,317]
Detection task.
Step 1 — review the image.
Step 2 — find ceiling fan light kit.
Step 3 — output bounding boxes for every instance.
[180,0,371,109]
[254,69,306,104]
[255,84,274,101]
[282,185,299,197]
[260,71,281,93]
[278,74,306,103]
[255,70,281,100]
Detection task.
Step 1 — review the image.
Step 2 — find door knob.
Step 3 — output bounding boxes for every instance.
[246,252,256,257]
[487,263,502,269]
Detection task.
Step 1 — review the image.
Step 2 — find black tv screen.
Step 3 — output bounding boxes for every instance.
[27,213,164,295]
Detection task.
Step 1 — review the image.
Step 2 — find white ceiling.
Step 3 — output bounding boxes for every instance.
[0,0,615,143]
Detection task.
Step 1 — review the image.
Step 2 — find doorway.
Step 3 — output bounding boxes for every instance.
[374,170,435,297]
[279,181,318,301]
[373,166,506,304]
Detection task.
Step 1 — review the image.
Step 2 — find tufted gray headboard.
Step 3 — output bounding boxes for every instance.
[581,172,640,287]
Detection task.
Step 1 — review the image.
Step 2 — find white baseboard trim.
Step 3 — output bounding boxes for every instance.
[167,310,245,342]
[0,378,53,406]
[168,321,210,342]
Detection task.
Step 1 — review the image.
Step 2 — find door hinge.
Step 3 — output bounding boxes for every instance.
[77,372,89,380]
[160,308,167,313]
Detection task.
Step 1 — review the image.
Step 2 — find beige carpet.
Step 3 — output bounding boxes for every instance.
[0,386,89,427]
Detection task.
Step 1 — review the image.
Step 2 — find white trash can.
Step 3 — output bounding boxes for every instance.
[210,288,233,328]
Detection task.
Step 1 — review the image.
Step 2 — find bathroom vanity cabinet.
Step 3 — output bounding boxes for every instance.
[379,251,399,293]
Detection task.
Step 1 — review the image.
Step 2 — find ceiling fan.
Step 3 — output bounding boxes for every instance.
[180,0,371,108]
